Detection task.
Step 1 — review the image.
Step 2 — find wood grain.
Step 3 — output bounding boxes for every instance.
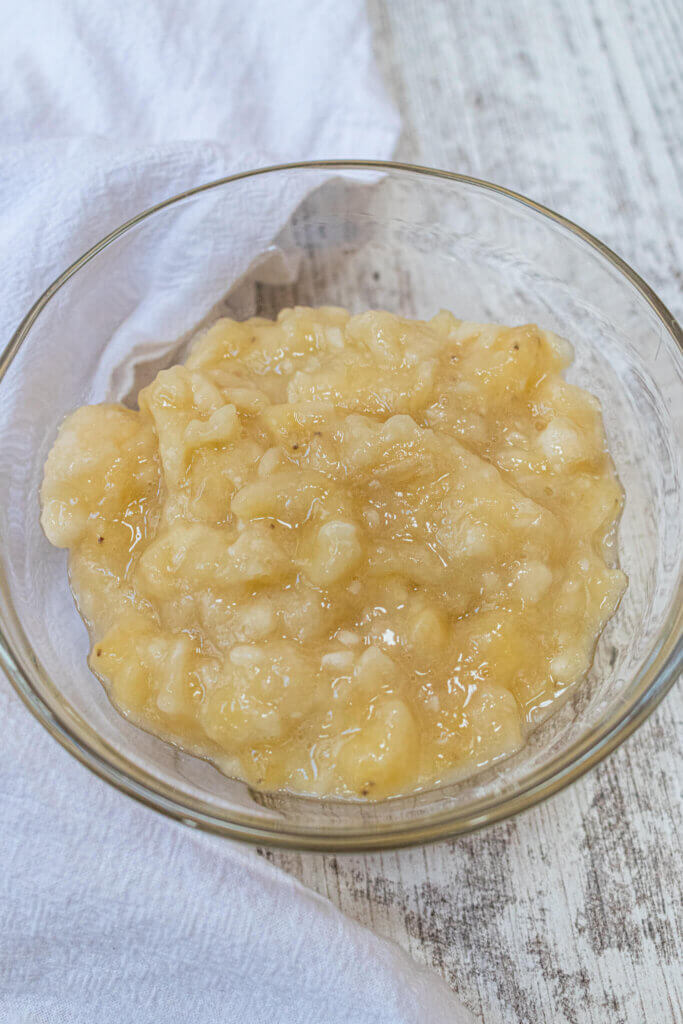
[261,2,682,1021]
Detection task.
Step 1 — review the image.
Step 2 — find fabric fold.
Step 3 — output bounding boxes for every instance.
[0,2,475,1021]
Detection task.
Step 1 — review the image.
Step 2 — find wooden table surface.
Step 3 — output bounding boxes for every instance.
[263,2,683,1021]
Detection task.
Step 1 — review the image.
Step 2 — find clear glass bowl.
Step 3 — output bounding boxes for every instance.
[1,162,680,850]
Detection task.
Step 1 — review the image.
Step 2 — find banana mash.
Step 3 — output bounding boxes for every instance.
[40,307,626,798]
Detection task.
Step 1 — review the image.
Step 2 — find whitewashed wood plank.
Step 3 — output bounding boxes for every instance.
[262,1,682,1021]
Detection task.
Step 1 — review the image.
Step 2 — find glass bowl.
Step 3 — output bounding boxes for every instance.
[0,161,680,851]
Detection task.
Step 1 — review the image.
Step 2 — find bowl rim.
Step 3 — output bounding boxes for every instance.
[1,158,681,852]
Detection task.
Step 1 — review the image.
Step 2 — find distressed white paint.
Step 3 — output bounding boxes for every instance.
[261,1,683,1021]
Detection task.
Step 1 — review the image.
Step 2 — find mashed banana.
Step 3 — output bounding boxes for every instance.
[40,307,626,798]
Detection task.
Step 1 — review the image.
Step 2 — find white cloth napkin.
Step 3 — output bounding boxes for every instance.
[0,2,475,1022]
